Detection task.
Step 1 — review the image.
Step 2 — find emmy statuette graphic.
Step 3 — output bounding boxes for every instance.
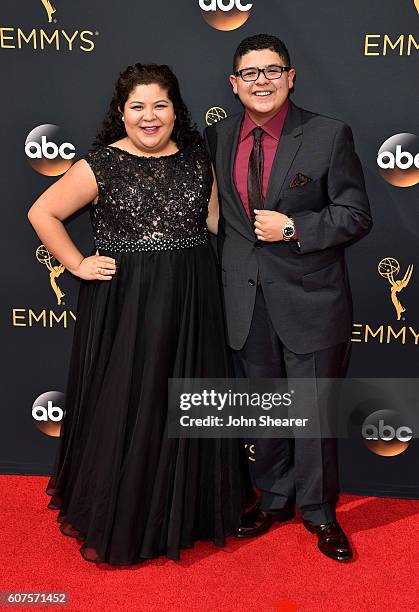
[205,107,228,126]
[378,257,413,321]
[39,0,56,23]
[36,244,65,305]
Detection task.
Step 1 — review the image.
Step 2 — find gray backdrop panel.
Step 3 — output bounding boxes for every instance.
[1,0,418,497]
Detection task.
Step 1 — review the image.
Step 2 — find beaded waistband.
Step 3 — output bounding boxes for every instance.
[95,232,209,253]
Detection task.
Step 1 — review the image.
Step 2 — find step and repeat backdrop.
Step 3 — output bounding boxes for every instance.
[1,0,418,497]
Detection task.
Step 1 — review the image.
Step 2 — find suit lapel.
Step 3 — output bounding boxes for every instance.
[264,101,303,210]
[219,113,255,238]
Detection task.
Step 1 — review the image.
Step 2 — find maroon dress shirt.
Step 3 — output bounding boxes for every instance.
[233,99,297,240]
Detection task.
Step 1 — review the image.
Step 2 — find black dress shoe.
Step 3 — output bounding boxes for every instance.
[235,505,295,538]
[303,520,353,561]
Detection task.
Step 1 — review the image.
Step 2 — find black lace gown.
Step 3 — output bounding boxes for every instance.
[46,142,251,565]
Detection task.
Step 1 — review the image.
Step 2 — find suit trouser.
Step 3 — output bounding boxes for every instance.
[231,286,351,525]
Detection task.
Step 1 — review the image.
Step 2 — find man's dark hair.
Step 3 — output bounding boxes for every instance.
[233,34,291,72]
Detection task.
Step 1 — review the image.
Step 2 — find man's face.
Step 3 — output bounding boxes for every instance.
[229,49,295,124]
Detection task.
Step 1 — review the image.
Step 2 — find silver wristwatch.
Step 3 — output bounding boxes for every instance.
[282,217,295,241]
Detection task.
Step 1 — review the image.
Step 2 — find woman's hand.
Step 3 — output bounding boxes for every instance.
[70,254,117,281]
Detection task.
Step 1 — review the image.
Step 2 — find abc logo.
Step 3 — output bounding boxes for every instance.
[377,133,419,187]
[25,124,75,177]
[32,391,65,437]
[199,0,253,31]
[362,409,412,456]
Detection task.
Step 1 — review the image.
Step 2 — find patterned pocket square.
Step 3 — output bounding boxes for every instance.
[289,173,313,188]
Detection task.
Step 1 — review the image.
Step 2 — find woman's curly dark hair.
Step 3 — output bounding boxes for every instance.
[93,63,202,150]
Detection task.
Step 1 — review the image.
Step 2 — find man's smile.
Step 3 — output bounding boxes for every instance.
[253,91,273,97]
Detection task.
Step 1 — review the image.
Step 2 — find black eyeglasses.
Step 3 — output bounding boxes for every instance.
[234,65,291,82]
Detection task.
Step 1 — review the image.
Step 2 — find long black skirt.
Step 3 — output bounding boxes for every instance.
[46,242,252,565]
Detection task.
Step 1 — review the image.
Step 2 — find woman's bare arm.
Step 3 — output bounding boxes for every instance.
[206,167,219,236]
[27,159,116,280]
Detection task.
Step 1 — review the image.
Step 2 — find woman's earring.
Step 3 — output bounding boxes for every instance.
[121,115,125,122]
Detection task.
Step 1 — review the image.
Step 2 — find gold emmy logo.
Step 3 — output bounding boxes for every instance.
[378,257,413,321]
[0,2,97,52]
[36,244,66,305]
[205,107,228,126]
[414,0,419,14]
[244,442,255,462]
[40,0,57,23]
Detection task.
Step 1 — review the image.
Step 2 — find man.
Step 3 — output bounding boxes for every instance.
[204,34,372,562]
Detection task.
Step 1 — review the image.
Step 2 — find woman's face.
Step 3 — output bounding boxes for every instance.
[121,83,176,154]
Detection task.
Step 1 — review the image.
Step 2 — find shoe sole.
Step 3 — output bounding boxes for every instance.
[235,515,295,538]
[318,545,353,562]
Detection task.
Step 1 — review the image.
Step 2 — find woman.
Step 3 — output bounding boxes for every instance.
[28,63,251,565]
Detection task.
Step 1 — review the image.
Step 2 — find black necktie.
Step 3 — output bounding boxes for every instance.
[247,127,264,223]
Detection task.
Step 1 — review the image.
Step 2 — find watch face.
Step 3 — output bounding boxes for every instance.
[283,226,295,238]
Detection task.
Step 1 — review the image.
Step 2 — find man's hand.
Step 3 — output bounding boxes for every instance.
[254,210,290,242]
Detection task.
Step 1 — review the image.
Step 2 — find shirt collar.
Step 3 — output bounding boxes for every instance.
[240,98,289,142]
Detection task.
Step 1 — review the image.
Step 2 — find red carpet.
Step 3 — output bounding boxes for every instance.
[0,476,417,611]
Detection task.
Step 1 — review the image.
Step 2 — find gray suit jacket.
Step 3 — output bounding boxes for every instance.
[204,100,372,354]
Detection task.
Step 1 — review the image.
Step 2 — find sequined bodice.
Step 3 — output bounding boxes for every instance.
[84,142,212,252]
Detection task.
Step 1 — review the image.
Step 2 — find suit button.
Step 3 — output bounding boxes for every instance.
[254,240,263,248]
[248,279,255,286]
